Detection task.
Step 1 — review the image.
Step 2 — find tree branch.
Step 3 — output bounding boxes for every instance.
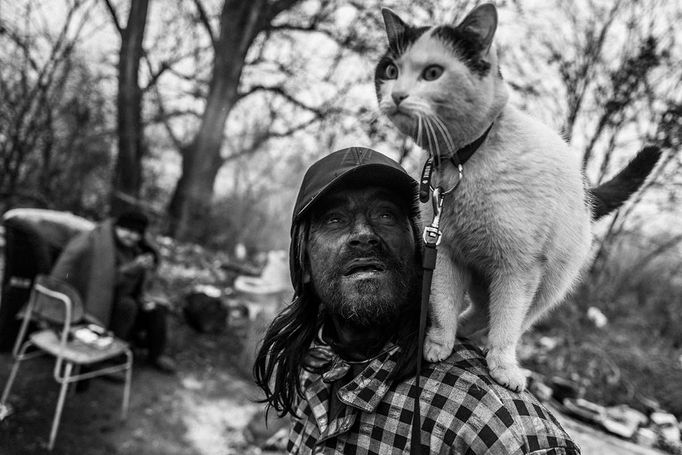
[102,0,123,36]
[268,0,303,20]
[238,84,324,115]
[192,0,216,49]
[142,60,169,93]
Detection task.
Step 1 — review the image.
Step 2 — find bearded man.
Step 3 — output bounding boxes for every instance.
[254,148,580,454]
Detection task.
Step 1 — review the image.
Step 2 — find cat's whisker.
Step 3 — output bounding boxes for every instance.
[423,116,436,155]
[412,114,419,149]
[432,115,456,153]
[417,114,430,158]
[410,107,434,156]
[424,116,441,166]
[416,115,424,153]
[408,103,435,119]
[428,115,448,153]
[410,105,454,155]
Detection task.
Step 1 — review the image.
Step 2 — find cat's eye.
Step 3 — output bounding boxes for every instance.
[422,65,444,81]
[384,63,398,79]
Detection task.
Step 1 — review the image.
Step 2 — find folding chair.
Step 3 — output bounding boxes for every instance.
[0,275,133,450]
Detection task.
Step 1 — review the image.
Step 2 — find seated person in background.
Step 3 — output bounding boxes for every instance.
[50,209,176,373]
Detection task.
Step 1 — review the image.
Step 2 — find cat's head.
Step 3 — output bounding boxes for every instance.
[375,3,508,155]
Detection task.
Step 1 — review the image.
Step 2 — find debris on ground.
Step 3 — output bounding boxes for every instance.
[528,369,682,454]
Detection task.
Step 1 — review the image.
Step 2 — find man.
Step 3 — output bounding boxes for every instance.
[254,147,580,454]
[51,209,176,373]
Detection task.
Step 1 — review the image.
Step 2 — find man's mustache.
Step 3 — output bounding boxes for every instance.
[330,247,405,276]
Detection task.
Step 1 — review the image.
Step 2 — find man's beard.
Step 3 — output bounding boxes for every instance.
[312,249,419,328]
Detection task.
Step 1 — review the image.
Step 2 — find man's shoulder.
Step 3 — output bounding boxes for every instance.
[399,340,580,454]
[420,341,558,419]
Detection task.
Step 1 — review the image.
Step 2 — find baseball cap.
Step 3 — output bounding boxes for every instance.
[292,147,418,229]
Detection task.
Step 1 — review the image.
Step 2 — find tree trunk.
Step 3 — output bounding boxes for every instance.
[111,0,149,215]
[167,0,270,241]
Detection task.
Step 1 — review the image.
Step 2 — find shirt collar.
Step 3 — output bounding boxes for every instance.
[303,341,402,416]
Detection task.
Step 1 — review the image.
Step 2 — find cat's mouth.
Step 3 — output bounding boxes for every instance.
[343,259,386,276]
[387,110,415,135]
[388,106,412,118]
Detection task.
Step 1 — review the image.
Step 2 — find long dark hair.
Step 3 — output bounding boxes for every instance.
[253,198,423,417]
[253,291,420,418]
[253,219,318,417]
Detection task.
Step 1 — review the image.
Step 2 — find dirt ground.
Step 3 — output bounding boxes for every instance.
[0,313,668,455]
[0,313,286,455]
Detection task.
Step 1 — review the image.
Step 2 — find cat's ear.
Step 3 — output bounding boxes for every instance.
[457,3,498,54]
[381,8,407,44]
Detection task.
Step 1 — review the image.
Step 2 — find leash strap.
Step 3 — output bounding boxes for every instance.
[411,124,491,453]
[411,188,444,455]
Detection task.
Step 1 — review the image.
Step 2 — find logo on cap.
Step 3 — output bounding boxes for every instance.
[342,147,369,166]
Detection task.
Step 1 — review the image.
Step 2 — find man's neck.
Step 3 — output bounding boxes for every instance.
[324,316,392,362]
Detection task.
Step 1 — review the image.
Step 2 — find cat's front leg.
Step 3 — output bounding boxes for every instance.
[486,267,542,392]
[424,249,468,362]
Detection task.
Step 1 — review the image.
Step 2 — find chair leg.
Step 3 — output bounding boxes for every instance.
[121,351,133,419]
[0,357,22,406]
[68,365,80,397]
[0,342,31,406]
[48,362,73,451]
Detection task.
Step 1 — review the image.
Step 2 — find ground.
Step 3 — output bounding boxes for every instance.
[0,314,668,455]
[0,314,282,455]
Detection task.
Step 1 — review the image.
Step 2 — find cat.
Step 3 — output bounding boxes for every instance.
[374,3,661,391]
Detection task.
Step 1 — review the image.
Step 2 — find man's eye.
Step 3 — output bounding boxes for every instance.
[422,65,443,81]
[384,63,398,79]
[377,211,397,223]
[324,214,343,224]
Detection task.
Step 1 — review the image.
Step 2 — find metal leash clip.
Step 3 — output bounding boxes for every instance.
[423,187,445,246]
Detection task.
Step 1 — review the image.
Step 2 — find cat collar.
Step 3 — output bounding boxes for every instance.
[419,122,494,203]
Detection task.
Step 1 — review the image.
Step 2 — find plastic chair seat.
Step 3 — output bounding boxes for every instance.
[30,328,130,365]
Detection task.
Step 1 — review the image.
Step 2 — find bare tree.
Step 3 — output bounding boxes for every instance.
[165,0,312,240]
[103,0,151,214]
[510,1,682,281]
[0,0,111,216]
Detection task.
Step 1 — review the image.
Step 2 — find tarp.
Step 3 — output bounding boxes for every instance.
[0,209,93,350]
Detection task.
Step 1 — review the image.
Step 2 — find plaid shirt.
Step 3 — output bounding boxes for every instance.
[288,340,580,454]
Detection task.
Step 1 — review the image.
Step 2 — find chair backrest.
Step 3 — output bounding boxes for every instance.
[30,275,85,325]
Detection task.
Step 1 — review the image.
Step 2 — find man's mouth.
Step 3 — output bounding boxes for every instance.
[343,259,386,276]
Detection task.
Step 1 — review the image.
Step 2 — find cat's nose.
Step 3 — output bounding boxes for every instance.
[392,92,408,106]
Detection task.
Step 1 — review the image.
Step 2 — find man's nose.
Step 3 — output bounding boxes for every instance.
[392,91,408,106]
[348,217,379,249]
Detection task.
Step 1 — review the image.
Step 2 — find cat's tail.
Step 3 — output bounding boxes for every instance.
[588,146,662,220]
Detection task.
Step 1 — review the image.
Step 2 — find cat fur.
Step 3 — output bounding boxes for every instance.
[375,3,661,391]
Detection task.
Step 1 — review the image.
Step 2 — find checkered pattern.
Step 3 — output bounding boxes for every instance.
[288,340,580,454]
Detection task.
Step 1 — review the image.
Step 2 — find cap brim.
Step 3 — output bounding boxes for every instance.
[295,164,418,222]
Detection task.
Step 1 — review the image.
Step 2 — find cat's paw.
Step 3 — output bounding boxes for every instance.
[423,329,454,362]
[486,350,526,392]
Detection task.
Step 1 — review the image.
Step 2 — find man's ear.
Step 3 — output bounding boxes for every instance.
[381,8,407,44]
[456,3,498,54]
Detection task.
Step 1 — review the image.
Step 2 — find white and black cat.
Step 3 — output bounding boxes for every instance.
[375,3,661,391]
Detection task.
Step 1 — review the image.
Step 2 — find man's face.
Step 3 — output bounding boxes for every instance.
[306,186,418,327]
[114,226,142,248]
